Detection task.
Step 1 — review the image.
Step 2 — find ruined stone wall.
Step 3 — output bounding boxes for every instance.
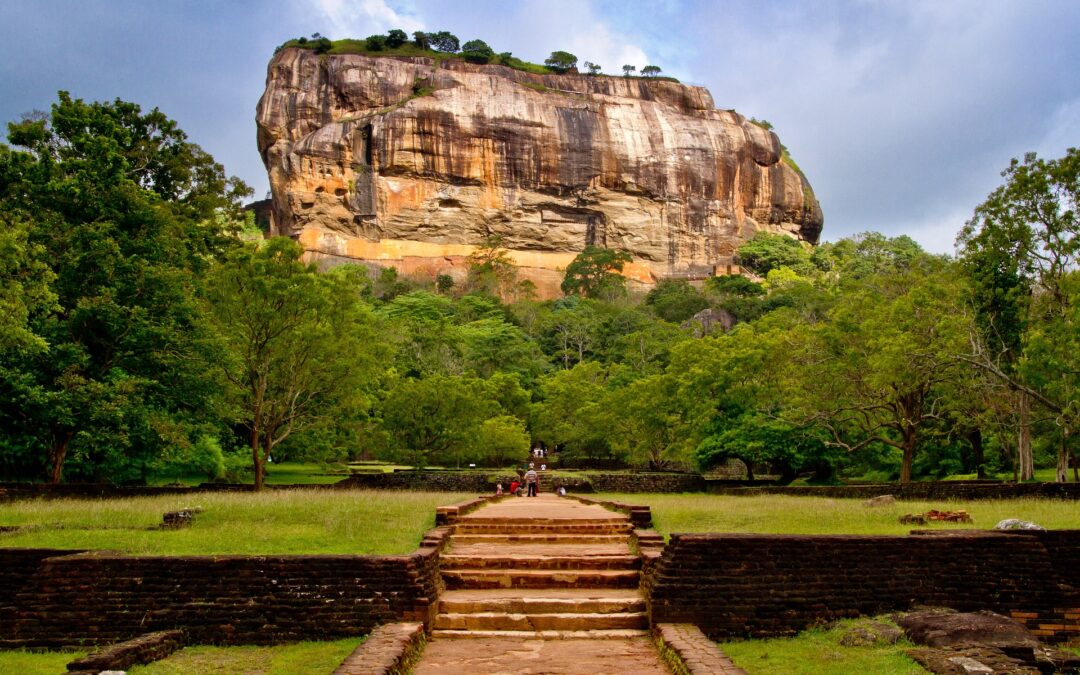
[705,481,1080,500]
[0,548,441,647]
[644,530,1080,642]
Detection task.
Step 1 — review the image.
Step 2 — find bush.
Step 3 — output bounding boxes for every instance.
[364,34,387,51]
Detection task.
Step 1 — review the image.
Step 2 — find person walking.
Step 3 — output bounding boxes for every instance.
[524,463,539,497]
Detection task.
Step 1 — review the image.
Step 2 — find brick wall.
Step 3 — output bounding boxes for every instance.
[584,473,706,493]
[645,530,1080,642]
[0,536,449,647]
[706,481,1080,500]
[337,472,515,492]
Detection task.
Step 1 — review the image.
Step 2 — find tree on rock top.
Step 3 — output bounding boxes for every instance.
[561,246,633,299]
[429,31,460,53]
[461,39,495,64]
[545,51,578,73]
[386,29,408,48]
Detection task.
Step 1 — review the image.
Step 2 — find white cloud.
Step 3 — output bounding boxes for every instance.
[306,0,424,38]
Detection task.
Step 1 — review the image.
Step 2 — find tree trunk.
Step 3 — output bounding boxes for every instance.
[1018,392,1034,481]
[899,426,917,484]
[1056,428,1070,483]
[251,427,264,492]
[49,430,73,485]
[966,427,986,479]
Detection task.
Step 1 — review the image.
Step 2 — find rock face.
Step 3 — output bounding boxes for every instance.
[257,48,823,296]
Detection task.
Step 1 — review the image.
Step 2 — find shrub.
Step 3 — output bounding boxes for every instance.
[364,34,387,51]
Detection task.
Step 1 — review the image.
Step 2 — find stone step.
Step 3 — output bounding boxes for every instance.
[440,554,640,571]
[453,522,632,535]
[432,611,648,631]
[449,533,631,545]
[438,589,646,615]
[442,569,640,590]
[460,517,627,526]
[430,629,651,640]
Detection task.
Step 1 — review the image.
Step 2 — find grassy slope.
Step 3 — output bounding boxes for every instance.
[0,649,87,674]
[594,493,1080,536]
[0,490,469,555]
[721,618,924,675]
[129,639,359,674]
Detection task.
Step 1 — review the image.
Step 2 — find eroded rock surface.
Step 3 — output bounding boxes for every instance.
[257,49,823,295]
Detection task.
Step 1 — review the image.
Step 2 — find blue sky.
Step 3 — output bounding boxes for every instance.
[2,0,1078,253]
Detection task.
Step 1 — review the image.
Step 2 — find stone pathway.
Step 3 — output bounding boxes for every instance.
[414,494,669,673]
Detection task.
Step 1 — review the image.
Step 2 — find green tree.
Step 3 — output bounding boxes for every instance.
[606,374,684,469]
[622,65,636,77]
[382,374,492,468]
[736,231,814,276]
[583,61,602,75]
[386,29,408,48]
[364,34,387,51]
[429,31,460,53]
[0,93,249,483]
[473,415,530,467]
[466,235,517,297]
[958,148,1080,481]
[412,31,431,50]
[641,65,662,77]
[532,361,615,464]
[784,258,971,483]
[645,279,709,323]
[461,39,495,64]
[204,238,387,490]
[545,51,578,73]
[560,246,633,299]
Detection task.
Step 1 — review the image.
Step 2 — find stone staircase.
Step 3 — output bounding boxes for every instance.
[432,496,649,639]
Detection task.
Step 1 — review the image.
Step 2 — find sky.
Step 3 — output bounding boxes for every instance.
[1,0,1078,254]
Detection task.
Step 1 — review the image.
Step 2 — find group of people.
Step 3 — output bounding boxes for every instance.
[497,462,566,497]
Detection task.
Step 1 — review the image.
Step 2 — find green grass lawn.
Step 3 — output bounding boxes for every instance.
[128,639,359,674]
[720,618,925,675]
[0,649,87,674]
[593,493,1080,536]
[0,490,470,555]
[148,460,357,486]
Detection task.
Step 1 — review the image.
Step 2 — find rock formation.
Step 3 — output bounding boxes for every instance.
[257,48,823,296]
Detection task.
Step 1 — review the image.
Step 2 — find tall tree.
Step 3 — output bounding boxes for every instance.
[0,93,249,482]
[560,246,633,299]
[544,51,578,73]
[785,258,970,482]
[204,239,387,490]
[958,148,1080,480]
[381,374,492,469]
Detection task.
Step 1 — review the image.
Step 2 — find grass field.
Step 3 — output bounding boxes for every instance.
[594,493,1080,536]
[720,617,924,675]
[0,649,87,674]
[0,490,470,555]
[128,639,360,674]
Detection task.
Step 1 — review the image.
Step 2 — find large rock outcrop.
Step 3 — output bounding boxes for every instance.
[257,48,823,295]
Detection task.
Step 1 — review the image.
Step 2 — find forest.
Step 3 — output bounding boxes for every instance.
[0,93,1077,488]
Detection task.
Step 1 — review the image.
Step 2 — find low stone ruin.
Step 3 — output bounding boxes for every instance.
[161,507,200,529]
[897,609,1080,674]
[899,510,973,526]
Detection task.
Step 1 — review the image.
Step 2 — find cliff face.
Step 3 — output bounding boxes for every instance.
[257,48,823,295]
